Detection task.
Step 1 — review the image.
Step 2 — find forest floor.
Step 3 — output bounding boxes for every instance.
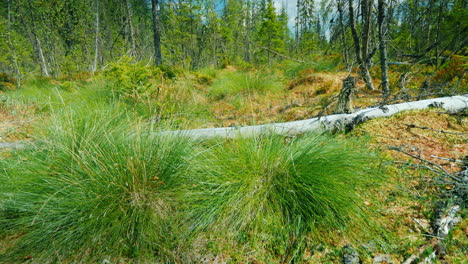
[0,64,467,263]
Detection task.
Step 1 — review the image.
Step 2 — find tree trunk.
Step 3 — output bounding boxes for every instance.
[151,0,163,65]
[378,0,390,100]
[348,0,375,90]
[435,0,444,70]
[26,2,50,77]
[360,0,375,90]
[7,0,22,87]
[4,95,467,149]
[32,26,49,77]
[92,0,100,73]
[336,0,349,68]
[125,0,137,57]
[295,0,300,54]
[159,95,468,139]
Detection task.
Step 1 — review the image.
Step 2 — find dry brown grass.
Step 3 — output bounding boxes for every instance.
[357,109,468,173]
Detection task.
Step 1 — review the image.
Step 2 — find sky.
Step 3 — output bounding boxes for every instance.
[273,0,297,30]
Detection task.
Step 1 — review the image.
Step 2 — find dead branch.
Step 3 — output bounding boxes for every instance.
[388,146,461,182]
[403,123,468,136]
[430,155,465,164]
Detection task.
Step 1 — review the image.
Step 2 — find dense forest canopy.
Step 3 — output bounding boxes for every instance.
[0,0,466,79]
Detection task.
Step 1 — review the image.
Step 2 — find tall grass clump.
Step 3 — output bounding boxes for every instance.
[0,109,193,262]
[4,78,116,114]
[208,70,283,99]
[187,134,383,258]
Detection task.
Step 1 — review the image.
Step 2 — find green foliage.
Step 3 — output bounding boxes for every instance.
[282,56,341,80]
[208,70,284,99]
[104,57,161,101]
[59,80,78,91]
[256,0,288,64]
[187,134,383,257]
[4,79,115,114]
[0,109,193,262]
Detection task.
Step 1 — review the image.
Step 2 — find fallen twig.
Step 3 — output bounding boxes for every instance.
[430,155,465,164]
[388,146,461,182]
[403,123,468,136]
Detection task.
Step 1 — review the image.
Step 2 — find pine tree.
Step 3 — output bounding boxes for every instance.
[257,0,286,64]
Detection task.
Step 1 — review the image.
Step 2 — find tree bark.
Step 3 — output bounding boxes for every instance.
[360,0,375,90]
[336,0,349,68]
[378,0,390,100]
[348,0,375,90]
[92,0,100,73]
[7,0,22,87]
[159,95,468,139]
[26,1,50,77]
[151,0,163,65]
[125,0,137,57]
[3,95,467,149]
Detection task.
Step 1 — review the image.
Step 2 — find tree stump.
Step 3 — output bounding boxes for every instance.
[335,75,356,114]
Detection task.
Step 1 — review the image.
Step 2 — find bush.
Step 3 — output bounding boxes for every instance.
[187,134,382,257]
[0,109,193,262]
[194,67,219,86]
[59,80,79,91]
[208,70,284,99]
[434,54,467,84]
[104,57,162,102]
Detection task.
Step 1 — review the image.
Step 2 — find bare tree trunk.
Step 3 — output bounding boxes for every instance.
[92,0,100,73]
[151,0,162,65]
[360,0,375,90]
[336,0,349,68]
[435,0,444,70]
[7,0,22,87]
[125,0,137,57]
[378,0,390,100]
[158,95,468,139]
[31,22,49,77]
[295,0,300,54]
[348,0,375,90]
[348,0,362,64]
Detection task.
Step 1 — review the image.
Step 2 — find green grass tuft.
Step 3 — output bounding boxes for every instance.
[187,134,383,258]
[208,70,284,99]
[0,109,193,262]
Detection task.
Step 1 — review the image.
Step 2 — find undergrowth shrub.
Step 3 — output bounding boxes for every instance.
[104,56,162,102]
[187,134,383,259]
[434,54,466,82]
[208,70,283,99]
[0,109,193,262]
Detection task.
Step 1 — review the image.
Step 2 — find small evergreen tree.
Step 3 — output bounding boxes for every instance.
[256,0,287,64]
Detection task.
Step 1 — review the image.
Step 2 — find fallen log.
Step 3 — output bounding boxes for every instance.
[0,141,28,150]
[1,95,467,151]
[162,94,468,139]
